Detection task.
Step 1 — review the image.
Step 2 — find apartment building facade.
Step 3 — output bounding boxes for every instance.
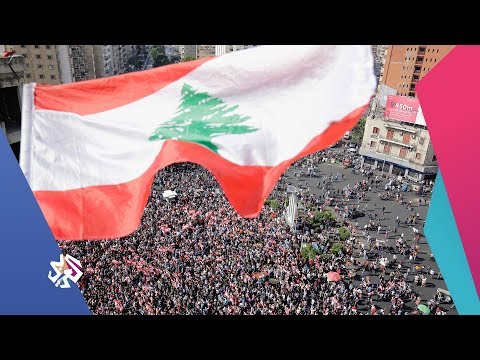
[380,45,455,97]
[359,114,437,180]
[9,45,63,84]
[215,45,255,56]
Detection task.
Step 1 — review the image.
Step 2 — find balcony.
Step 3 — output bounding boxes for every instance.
[409,84,416,91]
[415,58,423,64]
[409,91,416,97]
[411,75,420,82]
[384,122,418,134]
[378,136,415,148]
[418,51,426,56]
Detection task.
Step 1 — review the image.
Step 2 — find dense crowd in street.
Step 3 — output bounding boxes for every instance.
[62,146,454,315]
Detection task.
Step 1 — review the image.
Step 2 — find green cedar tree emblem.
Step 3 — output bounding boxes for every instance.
[149,83,258,153]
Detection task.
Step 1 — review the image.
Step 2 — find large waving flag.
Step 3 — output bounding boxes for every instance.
[20,45,376,240]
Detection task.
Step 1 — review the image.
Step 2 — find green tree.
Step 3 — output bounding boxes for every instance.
[149,83,258,153]
[127,56,140,68]
[330,242,345,255]
[151,47,170,67]
[182,55,197,62]
[300,243,318,260]
[338,226,350,241]
[351,118,366,145]
[264,199,280,209]
[309,210,335,229]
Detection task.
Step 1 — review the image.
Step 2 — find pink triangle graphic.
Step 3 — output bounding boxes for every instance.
[417,45,480,298]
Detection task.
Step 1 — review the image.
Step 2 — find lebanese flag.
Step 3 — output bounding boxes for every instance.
[20,45,375,240]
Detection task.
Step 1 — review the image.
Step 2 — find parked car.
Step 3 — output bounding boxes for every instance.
[348,210,365,219]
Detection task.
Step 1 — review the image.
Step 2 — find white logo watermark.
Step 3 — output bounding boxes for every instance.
[48,254,83,288]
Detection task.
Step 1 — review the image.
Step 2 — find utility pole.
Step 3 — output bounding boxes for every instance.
[381,151,387,174]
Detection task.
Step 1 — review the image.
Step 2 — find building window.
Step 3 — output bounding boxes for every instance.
[48,65,54,70]
[46,45,51,49]
[432,155,437,162]
[35,54,41,59]
[434,59,437,62]
[370,141,376,148]
[37,64,43,69]
[405,57,407,61]
[372,127,380,134]
[50,75,56,80]
[39,74,45,79]
[47,55,52,60]
[437,49,439,53]
[386,130,394,139]
[399,148,407,158]
[428,49,430,52]
[25,73,31,78]
[415,152,421,160]
[34,45,39,48]
[383,144,391,154]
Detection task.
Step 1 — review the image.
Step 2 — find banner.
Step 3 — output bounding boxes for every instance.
[385,95,420,123]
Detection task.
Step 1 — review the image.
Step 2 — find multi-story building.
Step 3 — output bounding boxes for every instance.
[178,45,197,60]
[96,45,134,77]
[9,45,63,84]
[6,45,135,84]
[380,45,455,97]
[372,45,388,81]
[215,45,255,56]
[0,54,24,159]
[69,45,97,82]
[358,45,456,181]
[196,45,216,59]
[359,113,437,181]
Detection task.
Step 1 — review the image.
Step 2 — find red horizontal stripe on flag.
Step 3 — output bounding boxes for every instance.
[34,57,213,116]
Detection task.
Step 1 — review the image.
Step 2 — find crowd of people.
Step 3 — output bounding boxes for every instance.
[62,147,452,315]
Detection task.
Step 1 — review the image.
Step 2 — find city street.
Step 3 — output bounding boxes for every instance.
[283,143,457,314]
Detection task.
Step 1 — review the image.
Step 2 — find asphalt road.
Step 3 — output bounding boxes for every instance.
[283,144,457,315]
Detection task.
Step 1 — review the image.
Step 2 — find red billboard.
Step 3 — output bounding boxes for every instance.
[385,95,419,123]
